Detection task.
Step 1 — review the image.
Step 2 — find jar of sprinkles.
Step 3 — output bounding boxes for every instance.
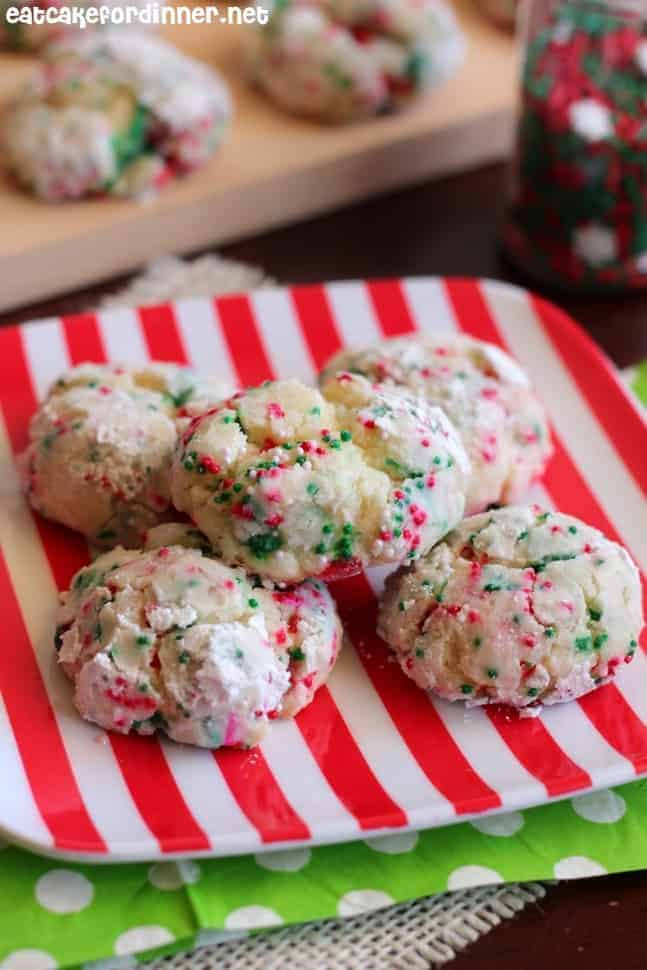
[503,0,647,290]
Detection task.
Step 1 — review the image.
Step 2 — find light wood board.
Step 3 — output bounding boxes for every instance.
[0,0,518,313]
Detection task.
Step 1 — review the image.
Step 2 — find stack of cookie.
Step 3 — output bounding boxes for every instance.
[21,336,644,750]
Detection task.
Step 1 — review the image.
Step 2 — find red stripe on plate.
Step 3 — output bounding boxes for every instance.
[365,280,417,336]
[578,686,647,774]
[57,316,212,852]
[0,550,106,852]
[195,312,406,842]
[296,686,408,830]
[208,293,380,836]
[443,277,504,346]
[290,285,343,372]
[531,294,647,498]
[216,294,273,387]
[486,706,592,797]
[109,734,210,853]
[332,573,501,814]
[545,442,647,655]
[0,326,88,589]
[62,314,106,365]
[33,520,88,592]
[446,277,647,762]
[214,747,310,843]
[0,326,37,452]
[138,305,189,364]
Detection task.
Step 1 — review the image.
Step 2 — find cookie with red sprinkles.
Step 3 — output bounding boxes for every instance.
[170,374,471,583]
[56,523,342,748]
[321,334,552,513]
[249,0,464,123]
[21,363,232,548]
[378,505,643,712]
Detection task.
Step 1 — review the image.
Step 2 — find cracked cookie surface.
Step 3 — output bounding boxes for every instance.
[321,335,552,514]
[56,524,342,748]
[378,506,643,710]
[170,374,471,583]
[21,363,232,547]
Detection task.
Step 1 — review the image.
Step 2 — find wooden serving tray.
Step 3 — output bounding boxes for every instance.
[0,0,518,312]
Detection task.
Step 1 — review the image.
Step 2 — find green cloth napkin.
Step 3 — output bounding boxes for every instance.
[1,781,647,969]
[1,365,645,970]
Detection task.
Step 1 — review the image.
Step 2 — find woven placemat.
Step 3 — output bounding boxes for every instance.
[97,254,549,970]
[147,883,546,970]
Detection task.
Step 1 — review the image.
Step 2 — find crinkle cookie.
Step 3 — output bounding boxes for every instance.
[321,335,552,513]
[0,0,164,52]
[379,506,643,712]
[55,526,343,748]
[249,0,465,123]
[21,363,233,548]
[170,374,471,584]
[3,29,231,201]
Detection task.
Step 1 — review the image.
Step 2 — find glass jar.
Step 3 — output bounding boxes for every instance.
[503,0,647,290]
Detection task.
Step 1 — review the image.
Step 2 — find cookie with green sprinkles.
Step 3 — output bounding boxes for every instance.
[56,525,342,748]
[321,333,552,513]
[4,29,231,202]
[21,362,232,548]
[378,505,643,712]
[249,0,464,123]
[170,373,471,583]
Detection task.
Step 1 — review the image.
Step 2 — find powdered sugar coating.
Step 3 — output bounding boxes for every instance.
[56,529,342,748]
[4,30,231,201]
[22,363,233,547]
[170,374,471,583]
[378,506,643,710]
[250,0,464,123]
[321,335,552,513]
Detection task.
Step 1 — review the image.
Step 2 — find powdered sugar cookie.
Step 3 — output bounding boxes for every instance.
[170,374,471,583]
[22,363,232,547]
[56,530,342,747]
[378,506,643,711]
[3,30,230,201]
[250,0,464,123]
[321,335,552,513]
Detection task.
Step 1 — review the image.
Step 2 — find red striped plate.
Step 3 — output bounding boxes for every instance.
[0,277,645,862]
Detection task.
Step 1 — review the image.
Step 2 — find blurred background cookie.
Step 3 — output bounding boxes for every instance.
[249,0,465,122]
[3,29,231,200]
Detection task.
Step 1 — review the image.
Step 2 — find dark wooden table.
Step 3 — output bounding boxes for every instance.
[2,162,647,367]
[2,161,646,966]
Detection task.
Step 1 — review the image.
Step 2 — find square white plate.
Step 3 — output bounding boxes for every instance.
[0,276,645,862]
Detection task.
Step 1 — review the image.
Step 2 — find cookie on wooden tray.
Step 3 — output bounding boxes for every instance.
[249,0,465,123]
[3,29,231,201]
[321,334,552,513]
[378,506,643,712]
[56,524,343,748]
[170,373,471,584]
[21,363,233,548]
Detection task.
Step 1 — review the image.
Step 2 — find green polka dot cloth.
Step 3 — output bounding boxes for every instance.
[1,369,645,970]
[1,782,647,969]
